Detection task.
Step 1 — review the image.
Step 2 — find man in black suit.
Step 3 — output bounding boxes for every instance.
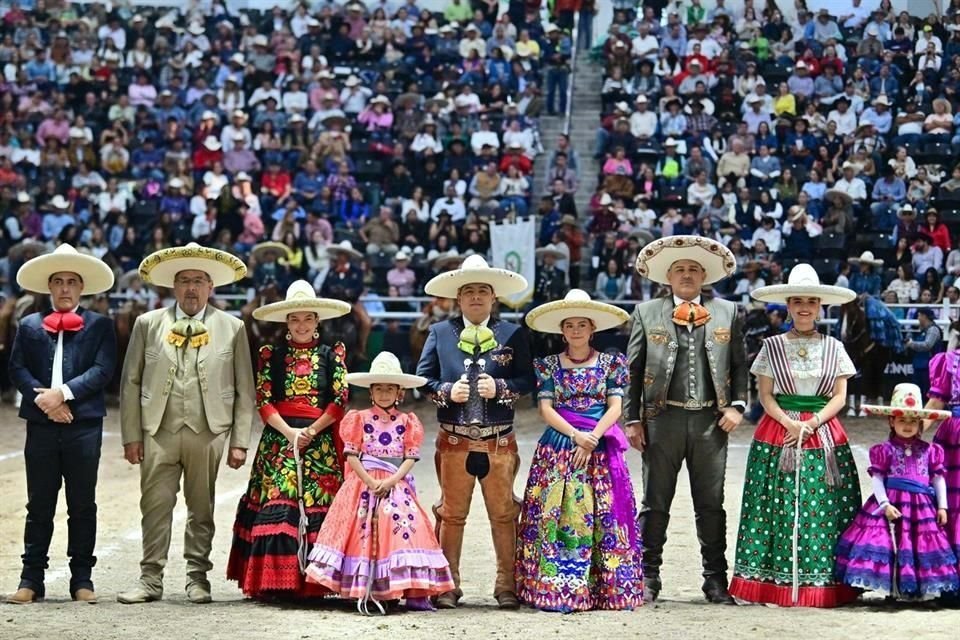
[6,245,116,604]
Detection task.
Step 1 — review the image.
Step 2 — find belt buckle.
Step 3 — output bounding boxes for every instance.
[467,425,483,439]
[684,399,702,410]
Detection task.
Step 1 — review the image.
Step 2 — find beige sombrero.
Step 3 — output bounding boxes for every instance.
[751,263,855,306]
[634,235,736,285]
[139,242,247,288]
[424,254,528,299]
[251,241,293,261]
[252,280,352,323]
[535,243,566,259]
[327,240,363,260]
[17,243,115,294]
[526,289,629,334]
[863,383,951,421]
[346,351,426,389]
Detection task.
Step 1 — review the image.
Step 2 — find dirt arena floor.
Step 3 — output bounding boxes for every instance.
[0,402,956,639]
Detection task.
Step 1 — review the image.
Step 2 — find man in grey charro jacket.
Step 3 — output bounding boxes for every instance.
[623,236,748,604]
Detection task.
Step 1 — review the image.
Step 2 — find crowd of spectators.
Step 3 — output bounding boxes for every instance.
[574,0,960,314]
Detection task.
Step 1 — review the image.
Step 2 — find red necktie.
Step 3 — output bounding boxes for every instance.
[42,311,84,334]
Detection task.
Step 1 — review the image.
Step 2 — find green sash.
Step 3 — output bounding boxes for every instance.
[776,395,828,412]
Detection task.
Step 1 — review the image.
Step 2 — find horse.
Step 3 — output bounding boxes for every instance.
[241,283,286,361]
[112,298,151,394]
[410,297,456,366]
[840,296,893,413]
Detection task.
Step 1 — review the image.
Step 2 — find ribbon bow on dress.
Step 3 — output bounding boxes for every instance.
[167,318,210,348]
[42,311,84,334]
[672,301,711,330]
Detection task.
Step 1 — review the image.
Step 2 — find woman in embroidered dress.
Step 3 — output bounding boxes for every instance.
[227,280,352,599]
[730,264,863,607]
[835,384,959,600]
[305,351,454,613]
[515,289,644,612]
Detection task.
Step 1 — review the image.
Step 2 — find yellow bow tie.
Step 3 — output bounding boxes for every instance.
[672,301,711,329]
[167,318,210,349]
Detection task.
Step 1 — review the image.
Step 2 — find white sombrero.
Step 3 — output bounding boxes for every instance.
[848,250,884,267]
[346,351,426,389]
[535,243,566,259]
[252,280,352,323]
[424,254,528,299]
[17,243,115,294]
[634,235,736,285]
[863,383,951,421]
[139,242,247,288]
[751,263,856,306]
[327,240,363,260]
[525,289,629,334]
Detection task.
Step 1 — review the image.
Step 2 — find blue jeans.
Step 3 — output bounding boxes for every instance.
[19,420,102,597]
[546,68,569,114]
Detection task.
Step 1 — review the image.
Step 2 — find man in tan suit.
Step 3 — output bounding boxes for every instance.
[117,243,255,604]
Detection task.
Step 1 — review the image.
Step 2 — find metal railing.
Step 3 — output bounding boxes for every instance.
[562,11,580,137]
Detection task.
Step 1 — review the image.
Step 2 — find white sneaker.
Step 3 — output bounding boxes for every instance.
[858,409,868,418]
[846,407,856,417]
[14,390,21,409]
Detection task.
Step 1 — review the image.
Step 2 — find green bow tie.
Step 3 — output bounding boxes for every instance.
[167,318,209,348]
[458,325,498,355]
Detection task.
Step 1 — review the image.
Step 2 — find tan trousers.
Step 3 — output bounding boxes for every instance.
[433,432,521,597]
[138,426,227,588]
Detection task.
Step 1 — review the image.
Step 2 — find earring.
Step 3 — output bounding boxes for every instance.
[313,331,319,339]
[286,332,292,340]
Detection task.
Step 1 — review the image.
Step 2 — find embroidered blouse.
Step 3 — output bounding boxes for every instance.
[256,338,348,423]
[534,352,629,417]
[751,335,856,396]
[339,406,424,460]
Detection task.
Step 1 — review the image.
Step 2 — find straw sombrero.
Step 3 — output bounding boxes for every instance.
[252,280,352,323]
[251,241,293,261]
[17,243,115,294]
[750,263,855,306]
[345,351,426,389]
[634,235,736,285]
[525,289,629,334]
[139,242,247,288]
[424,254,528,299]
[863,383,951,421]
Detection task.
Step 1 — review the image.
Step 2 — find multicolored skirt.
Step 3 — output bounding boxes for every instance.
[304,454,453,603]
[515,419,643,612]
[835,477,959,598]
[730,412,861,607]
[227,419,343,598]
[934,416,960,561]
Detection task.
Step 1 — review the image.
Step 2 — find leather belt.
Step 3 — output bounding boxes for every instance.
[665,399,716,410]
[437,431,516,453]
[440,423,512,440]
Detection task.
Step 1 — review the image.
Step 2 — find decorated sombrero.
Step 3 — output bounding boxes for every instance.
[863,383,951,421]
[346,351,427,389]
[251,241,293,261]
[635,236,736,285]
[424,254,528,299]
[252,280,352,323]
[526,289,629,334]
[751,263,855,306]
[17,243,115,294]
[139,242,247,288]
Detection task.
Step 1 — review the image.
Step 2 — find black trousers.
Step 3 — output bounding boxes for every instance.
[20,419,102,596]
[639,406,729,581]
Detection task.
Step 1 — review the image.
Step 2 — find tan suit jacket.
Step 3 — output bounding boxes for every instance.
[120,305,255,449]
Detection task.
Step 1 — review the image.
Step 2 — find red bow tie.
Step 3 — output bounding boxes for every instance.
[42,311,84,334]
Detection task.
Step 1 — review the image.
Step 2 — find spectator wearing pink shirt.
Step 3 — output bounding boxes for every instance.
[127,73,158,108]
[386,251,417,297]
[35,110,69,147]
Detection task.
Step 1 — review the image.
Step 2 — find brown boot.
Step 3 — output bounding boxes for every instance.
[6,588,39,604]
[495,591,520,610]
[435,590,460,609]
[72,588,97,604]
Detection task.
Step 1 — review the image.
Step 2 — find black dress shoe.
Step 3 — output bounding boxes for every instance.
[643,577,661,602]
[702,576,734,604]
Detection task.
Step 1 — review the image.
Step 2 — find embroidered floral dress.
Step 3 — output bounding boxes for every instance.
[928,351,960,565]
[515,352,644,612]
[227,339,348,598]
[305,407,454,604]
[730,334,862,607]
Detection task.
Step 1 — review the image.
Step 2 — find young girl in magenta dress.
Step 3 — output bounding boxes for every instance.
[835,384,960,600]
[305,352,453,612]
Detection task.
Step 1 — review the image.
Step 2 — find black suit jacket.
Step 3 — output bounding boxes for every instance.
[9,307,117,424]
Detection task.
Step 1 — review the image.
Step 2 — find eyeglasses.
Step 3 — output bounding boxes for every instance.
[175,278,209,287]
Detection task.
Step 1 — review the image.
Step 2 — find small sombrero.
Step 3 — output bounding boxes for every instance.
[525,289,629,334]
[635,235,736,285]
[251,241,293,261]
[750,263,855,306]
[863,383,951,421]
[139,242,247,288]
[17,243,115,294]
[424,254,528,299]
[345,351,427,389]
[252,280,352,323]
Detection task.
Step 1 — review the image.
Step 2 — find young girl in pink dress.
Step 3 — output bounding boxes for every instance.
[305,352,454,613]
[835,384,960,600]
